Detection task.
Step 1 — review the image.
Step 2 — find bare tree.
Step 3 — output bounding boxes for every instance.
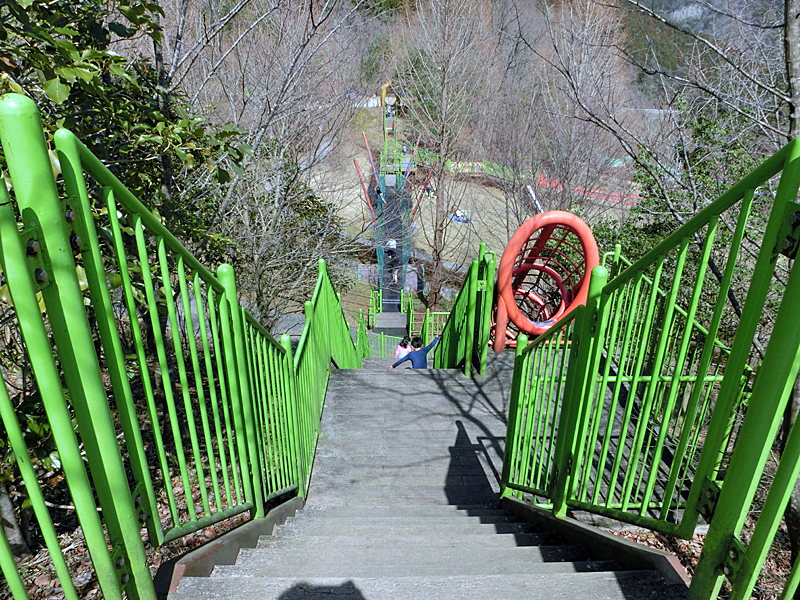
[114,0,371,325]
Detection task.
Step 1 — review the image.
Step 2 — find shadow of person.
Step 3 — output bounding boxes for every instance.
[277,580,367,599]
[444,419,498,507]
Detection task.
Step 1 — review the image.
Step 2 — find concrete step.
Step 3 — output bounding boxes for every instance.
[174,571,683,600]
[211,556,621,579]
[304,489,499,508]
[271,520,555,540]
[174,572,683,600]
[254,532,567,552]
[287,504,510,519]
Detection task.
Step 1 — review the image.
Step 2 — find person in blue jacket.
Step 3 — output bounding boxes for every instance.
[389,336,439,369]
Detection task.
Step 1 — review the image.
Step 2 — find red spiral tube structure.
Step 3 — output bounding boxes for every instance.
[493,211,600,351]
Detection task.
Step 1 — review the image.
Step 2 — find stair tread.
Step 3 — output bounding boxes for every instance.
[211,558,624,578]
[174,572,683,600]
[255,532,564,550]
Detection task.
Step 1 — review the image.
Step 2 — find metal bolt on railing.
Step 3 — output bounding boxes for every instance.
[70,234,81,250]
[723,564,734,578]
[784,236,796,252]
[34,269,48,284]
[26,239,40,255]
[790,211,800,225]
[65,209,76,223]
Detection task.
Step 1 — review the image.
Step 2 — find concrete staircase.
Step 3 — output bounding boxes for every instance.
[171,360,687,600]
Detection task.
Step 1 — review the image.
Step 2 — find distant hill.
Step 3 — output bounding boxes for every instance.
[637,0,781,37]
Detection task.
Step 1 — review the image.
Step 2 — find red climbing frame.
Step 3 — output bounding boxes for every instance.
[493,211,599,351]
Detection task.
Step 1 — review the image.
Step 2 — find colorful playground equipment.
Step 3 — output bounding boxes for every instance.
[492,210,599,351]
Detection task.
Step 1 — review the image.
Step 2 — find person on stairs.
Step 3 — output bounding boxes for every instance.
[394,336,412,360]
[389,336,438,369]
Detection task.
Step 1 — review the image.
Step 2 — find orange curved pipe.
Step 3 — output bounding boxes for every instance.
[496,211,599,339]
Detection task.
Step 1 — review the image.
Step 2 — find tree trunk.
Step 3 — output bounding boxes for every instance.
[0,483,31,557]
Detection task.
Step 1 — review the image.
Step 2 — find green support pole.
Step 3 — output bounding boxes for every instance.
[281,334,306,500]
[219,264,266,518]
[0,93,154,600]
[500,333,529,498]
[464,258,479,377]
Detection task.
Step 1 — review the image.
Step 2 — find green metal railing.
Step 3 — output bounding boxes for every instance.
[369,289,382,328]
[433,243,495,376]
[0,94,366,599]
[502,135,800,599]
[367,332,405,359]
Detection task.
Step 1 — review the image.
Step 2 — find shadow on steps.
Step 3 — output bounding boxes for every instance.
[277,581,366,599]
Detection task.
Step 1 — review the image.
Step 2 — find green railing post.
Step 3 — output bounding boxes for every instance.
[501,333,529,499]
[478,249,496,376]
[550,265,608,517]
[0,93,155,600]
[280,334,307,500]
[219,265,266,518]
[464,258,479,377]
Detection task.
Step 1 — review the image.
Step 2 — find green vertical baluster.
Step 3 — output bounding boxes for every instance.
[583,285,626,503]
[551,266,607,516]
[134,223,194,522]
[222,266,266,517]
[0,196,123,600]
[606,265,662,509]
[779,555,800,600]
[176,259,212,515]
[689,225,800,598]
[0,524,29,600]
[269,343,290,491]
[160,251,209,516]
[244,326,265,498]
[208,291,239,507]
[0,372,79,600]
[592,282,634,506]
[57,155,162,549]
[260,334,282,495]
[136,233,195,522]
[661,193,754,519]
[527,342,548,488]
[464,258,479,377]
[108,206,173,541]
[640,222,718,515]
[620,240,688,511]
[282,334,306,497]
[479,252,496,376]
[191,274,223,511]
[501,333,529,498]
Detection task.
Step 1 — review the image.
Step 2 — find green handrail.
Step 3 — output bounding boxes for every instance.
[434,242,495,376]
[0,93,366,599]
[501,134,800,599]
